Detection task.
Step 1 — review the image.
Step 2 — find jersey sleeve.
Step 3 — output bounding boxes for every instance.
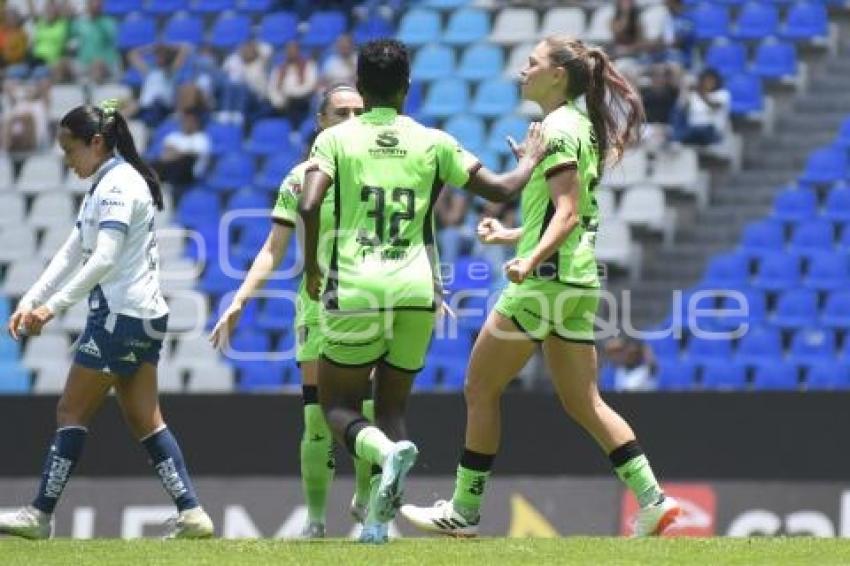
[271,166,302,226]
[308,129,337,182]
[96,180,133,234]
[540,124,580,180]
[435,130,480,188]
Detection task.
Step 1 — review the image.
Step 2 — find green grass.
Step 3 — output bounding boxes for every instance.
[3,538,850,566]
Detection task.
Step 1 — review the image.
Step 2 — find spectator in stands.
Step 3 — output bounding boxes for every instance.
[1,72,50,154]
[220,39,271,124]
[125,43,190,129]
[321,33,356,86]
[175,82,211,117]
[672,68,730,147]
[603,337,657,391]
[151,109,210,201]
[436,188,472,264]
[69,0,118,84]
[26,0,71,82]
[0,7,29,69]
[611,0,646,59]
[268,40,318,126]
[640,63,681,146]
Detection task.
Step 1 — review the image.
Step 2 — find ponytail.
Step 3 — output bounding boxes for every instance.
[544,37,645,176]
[112,112,164,210]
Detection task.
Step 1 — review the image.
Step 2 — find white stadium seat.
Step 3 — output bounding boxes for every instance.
[23,334,69,371]
[0,229,38,264]
[49,85,87,123]
[602,148,649,189]
[165,291,209,333]
[157,363,185,393]
[618,184,677,246]
[0,194,27,227]
[15,153,63,194]
[0,155,13,191]
[596,188,617,220]
[185,363,235,393]
[172,334,221,368]
[596,218,642,281]
[649,147,710,207]
[33,363,72,394]
[490,8,538,45]
[28,193,76,228]
[2,258,44,295]
[640,4,670,43]
[585,4,615,44]
[540,8,586,39]
[38,223,76,261]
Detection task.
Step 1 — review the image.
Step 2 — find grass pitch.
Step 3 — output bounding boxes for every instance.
[2,537,850,566]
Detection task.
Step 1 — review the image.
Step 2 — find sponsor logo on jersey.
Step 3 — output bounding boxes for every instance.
[369,131,407,158]
[79,337,101,358]
[119,351,138,364]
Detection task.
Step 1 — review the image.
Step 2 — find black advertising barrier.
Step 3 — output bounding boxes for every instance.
[1,392,849,479]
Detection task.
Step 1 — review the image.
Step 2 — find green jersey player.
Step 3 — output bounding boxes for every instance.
[401,37,681,538]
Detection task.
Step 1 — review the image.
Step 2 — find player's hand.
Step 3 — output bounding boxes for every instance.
[504,257,534,284]
[477,217,506,245]
[7,308,32,340]
[506,135,523,161]
[305,264,323,301]
[209,300,244,350]
[519,122,547,166]
[25,306,55,336]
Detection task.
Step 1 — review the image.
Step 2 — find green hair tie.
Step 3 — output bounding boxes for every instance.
[99,98,121,118]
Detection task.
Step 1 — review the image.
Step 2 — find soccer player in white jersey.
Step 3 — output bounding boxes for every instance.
[209,84,373,538]
[0,101,213,540]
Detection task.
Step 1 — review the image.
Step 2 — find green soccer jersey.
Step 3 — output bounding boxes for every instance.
[271,160,334,328]
[310,107,479,311]
[515,102,601,288]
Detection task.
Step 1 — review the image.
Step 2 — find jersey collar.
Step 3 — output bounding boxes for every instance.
[88,155,123,195]
[362,107,398,124]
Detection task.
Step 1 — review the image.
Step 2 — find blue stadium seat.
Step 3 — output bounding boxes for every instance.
[215,294,258,329]
[245,118,292,157]
[752,39,798,80]
[237,0,273,13]
[486,115,529,156]
[732,2,778,40]
[821,290,850,329]
[145,0,188,15]
[752,362,798,390]
[177,187,221,229]
[191,0,235,13]
[162,13,204,45]
[771,185,816,224]
[301,11,347,48]
[691,3,730,41]
[422,0,470,7]
[727,73,764,116]
[655,360,697,391]
[208,13,252,50]
[715,287,766,329]
[702,252,750,288]
[228,188,270,215]
[836,116,850,149]
[255,150,302,192]
[781,1,828,41]
[396,9,441,46]
[444,115,485,152]
[753,252,801,291]
[443,8,489,46]
[255,296,297,331]
[228,330,272,365]
[824,184,850,223]
[208,153,255,192]
[475,149,502,172]
[705,40,747,78]
[687,333,733,364]
[104,0,142,16]
[739,219,785,257]
[789,220,834,258]
[420,78,469,119]
[645,332,681,361]
[199,262,239,295]
[353,15,393,45]
[799,146,848,186]
[0,333,19,361]
[701,360,746,390]
[258,12,298,47]
[117,14,156,50]
[440,362,467,390]
[414,364,439,392]
[773,288,818,329]
[0,363,30,394]
[736,324,782,365]
[412,44,455,81]
[789,327,835,366]
[457,43,504,81]
[804,251,850,291]
[206,122,243,156]
[239,362,289,391]
[806,362,850,390]
[471,79,518,118]
[0,298,10,321]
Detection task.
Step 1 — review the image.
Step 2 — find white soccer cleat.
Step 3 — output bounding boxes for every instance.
[358,521,389,544]
[400,500,479,538]
[374,441,419,523]
[350,494,367,525]
[633,496,681,537]
[163,506,214,539]
[300,521,326,539]
[0,505,52,540]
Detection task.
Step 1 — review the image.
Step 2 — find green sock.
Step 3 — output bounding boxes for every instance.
[451,465,490,520]
[615,454,663,508]
[301,404,335,523]
[354,425,393,467]
[353,400,375,507]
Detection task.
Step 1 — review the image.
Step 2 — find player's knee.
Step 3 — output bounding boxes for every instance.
[464,373,500,405]
[55,398,84,427]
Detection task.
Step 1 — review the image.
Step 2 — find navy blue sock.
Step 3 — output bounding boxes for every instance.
[141,426,200,512]
[32,427,88,514]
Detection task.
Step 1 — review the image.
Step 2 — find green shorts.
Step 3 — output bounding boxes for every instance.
[494,279,599,343]
[296,324,322,364]
[320,310,435,372]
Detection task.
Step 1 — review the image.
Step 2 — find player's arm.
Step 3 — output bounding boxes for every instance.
[477,217,523,246]
[464,123,547,203]
[299,168,333,300]
[505,167,580,284]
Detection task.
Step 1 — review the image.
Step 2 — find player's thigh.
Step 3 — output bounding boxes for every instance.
[320,311,387,369]
[373,361,416,416]
[317,357,374,411]
[56,364,115,426]
[296,324,321,386]
[114,362,165,440]
[465,309,537,400]
[384,310,435,373]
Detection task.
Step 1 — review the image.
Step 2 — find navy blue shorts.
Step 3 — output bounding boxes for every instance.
[73,312,168,378]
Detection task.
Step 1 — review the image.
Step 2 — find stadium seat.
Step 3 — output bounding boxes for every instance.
[753,252,801,291]
[715,287,766,329]
[208,13,252,50]
[104,0,142,16]
[618,185,674,240]
[444,115,486,152]
[485,115,529,155]
[595,218,641,278]
[596,189,617,220]
[190,0,235,13]
[705,39,747,78]
[255,150,302,192]
[789,328,835,366]
[645,331,681,362]
[789,220,834,258]
[443,8,489,46]
[781,1,828,41]
[33,364,71,394]
[165,291,209,332]
[206,122,242,156]
[692,3,730,41]
[739,219,785,258]
[771,186,817,224]
[237,0,273,13]
[207,153,255,192]
[178,187,221,230]
[353,15,393,44]
[752,39,799,80]
[420,78,469,119]
[804,251,850,291]
[799,146,848,186]
[489,8,538,45]
[456,43,503,82]
[687,332,733,364]
[245,118,292,157]
[821,290,850,329]
[655,359,697,391]
[823,184,850,223]
[199,261,240,296]
[396,9,440,46]
[805,362,850,390]
[540,7,585,38]
[185,363,234,393]
[258,12,298,48]
[773,288,818,329]
[411,44,455,81]
[161,13,203,45]
[736,324,782,366]
[116,13,156,50]
[227,189,272,227]
[413,364,439,392]
[584,4,614,44]
[752,362,798,390]
[0,363,30,394]
[448,257,493,291]
[145,0,188,15]
[226,329,272,364]
[836,117,850,150]
[702,252,750,288]
[0,227,37,264]
[503,42,536,80]
[701,360,746,390]
[601,148,649,188]
[255,296,296,331]
[470,78,517,118]
[28,194,75,229]
[422,0,468,8]
[640,4,669,43]
[732,2,778,40]
[726,73,765,116]
[0,193,27,227]
[301,11,347,48]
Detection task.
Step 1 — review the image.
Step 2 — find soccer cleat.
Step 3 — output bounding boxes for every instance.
[358,521,389,544]
[163,506,214,539]
[374,440,419,523]
[350,495,367,525]
[0,505,52,540]
[300,521,326,539]
[400,499,479,538]
[634,496,681,537]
